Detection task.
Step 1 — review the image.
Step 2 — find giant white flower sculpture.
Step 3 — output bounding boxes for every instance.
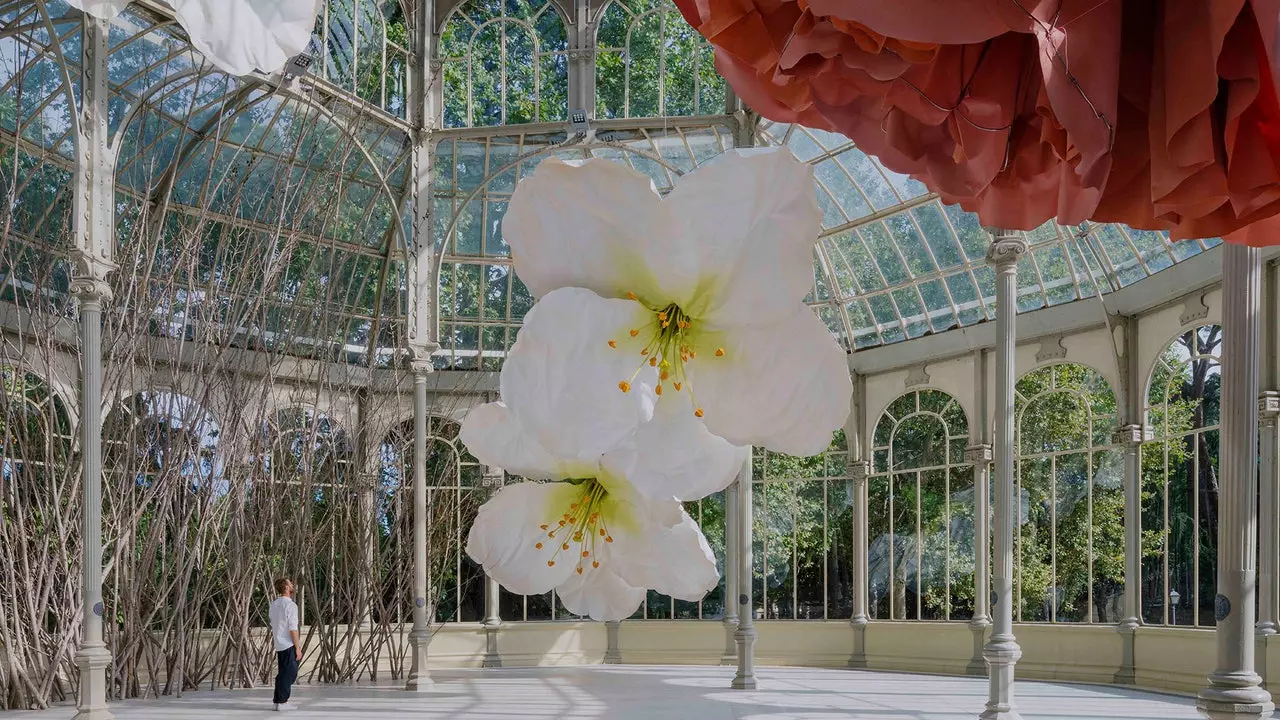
[502,148,852,458]
[460,400,741,621]
[66,0,322,77]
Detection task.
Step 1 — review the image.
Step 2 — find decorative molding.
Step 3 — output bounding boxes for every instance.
[428,59,443,74]
[481,469,505,493]
[964,444,993,464]
[1179,293,1211,327]
[1112,424,1153,446]
[904,364,931,388]
[848,459,871,483]
[1035,335,1068,363]
[567,47,597,61]
[1261,391,1280,419]
[984,228,1029,267]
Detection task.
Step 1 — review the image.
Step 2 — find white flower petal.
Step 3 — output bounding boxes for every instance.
[600,392,742,502]
[617,508,720,602]
[504,157,662,300]
[689,304,852,456]
[466,481,578,596]
[501,287,658,462]
[649,148,821,327]
[65,0,130,19]
[171,0,322,77]
[460,402,588,480]
[555,564,646,622]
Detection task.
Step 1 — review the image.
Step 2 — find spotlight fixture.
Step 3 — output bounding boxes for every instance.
[568,109,590,138]
[282,52,315,83]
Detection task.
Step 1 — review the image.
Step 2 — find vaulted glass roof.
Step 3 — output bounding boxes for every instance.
[0,0,1221,371]
[756,121,1222,350]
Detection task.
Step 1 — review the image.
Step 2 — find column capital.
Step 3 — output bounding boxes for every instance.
[848,459,871,483]
[1261,391,1280,420]
[964,444,993,464]
[410,357,434,378]
[70,254,116,305]
[1112,424,1153,446]
[984,228,1028,268]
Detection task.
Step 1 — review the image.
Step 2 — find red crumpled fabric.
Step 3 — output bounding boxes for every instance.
[673,0,1280,245]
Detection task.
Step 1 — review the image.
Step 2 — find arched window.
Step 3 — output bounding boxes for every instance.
[103,391,223,490]
[868,390,972,621]
[317,0,410,117]
[0,367,71,485]
[379,415,485,623]
[259,407,360,633]
[439,0,569,128]
[1142,325,1221,626]
[595,0,725,119]
[751,432,850,621]
[1014,364,1122,623]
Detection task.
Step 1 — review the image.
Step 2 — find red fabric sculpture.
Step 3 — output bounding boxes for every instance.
[674,0,1280,245]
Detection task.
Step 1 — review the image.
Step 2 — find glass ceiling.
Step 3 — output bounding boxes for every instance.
[0,0,1221,371]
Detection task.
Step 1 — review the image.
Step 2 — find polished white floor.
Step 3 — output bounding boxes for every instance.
[14,665,1200,719]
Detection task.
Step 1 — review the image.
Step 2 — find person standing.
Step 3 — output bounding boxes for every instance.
[270,577,302,712]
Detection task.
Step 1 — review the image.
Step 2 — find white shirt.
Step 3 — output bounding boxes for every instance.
[270,596,299,652]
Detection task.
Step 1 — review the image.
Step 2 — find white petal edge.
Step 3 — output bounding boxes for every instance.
[504,156,663,301]
[171,0,323,77]
[617,508,720,602]
[646,148,821,327]
[466,481,578,596]
[689,304,852,456]
[460,402,589,480]
[501,287,658,462]
[554,564,646,622]
[65,0,130,19]
[600,391,743,502]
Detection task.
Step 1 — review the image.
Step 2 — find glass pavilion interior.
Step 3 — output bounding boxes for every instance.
[1,0,1279,715]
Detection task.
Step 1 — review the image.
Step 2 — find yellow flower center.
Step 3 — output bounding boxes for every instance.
[535,479,614,574]
[610,295,727,417]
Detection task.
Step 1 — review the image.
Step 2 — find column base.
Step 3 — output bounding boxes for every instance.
[967,619,990,676]
[1114,619,1139,685]
[848,618,869,669]
[981,635,1023,720]
[732,626,757,690]
[405,629,433,691]
[73,643,114,720]
[1198,673,1274,720]
[603,621,622,665]
[482,623,502,669]
[721,618,739,666]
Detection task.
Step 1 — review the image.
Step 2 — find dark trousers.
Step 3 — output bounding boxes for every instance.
[273,647,298,704]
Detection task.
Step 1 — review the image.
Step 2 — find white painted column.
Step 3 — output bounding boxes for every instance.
[604,622,622,664]
[733,449,757,690]
[981,229,1027,720]
[968,349,992,677]
[72,13,118,720]
[1197,244,1274,719]
[1260,393,1280,651]
[72,277,114,720]
[406,361,433,691]
[1115,423,1147,684]
[966,444,993,676]
[482,466,503,669]
[721,481,740,665]
[849,457,870,669]
[568,0,596,117]
[1257,259,1279,685]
